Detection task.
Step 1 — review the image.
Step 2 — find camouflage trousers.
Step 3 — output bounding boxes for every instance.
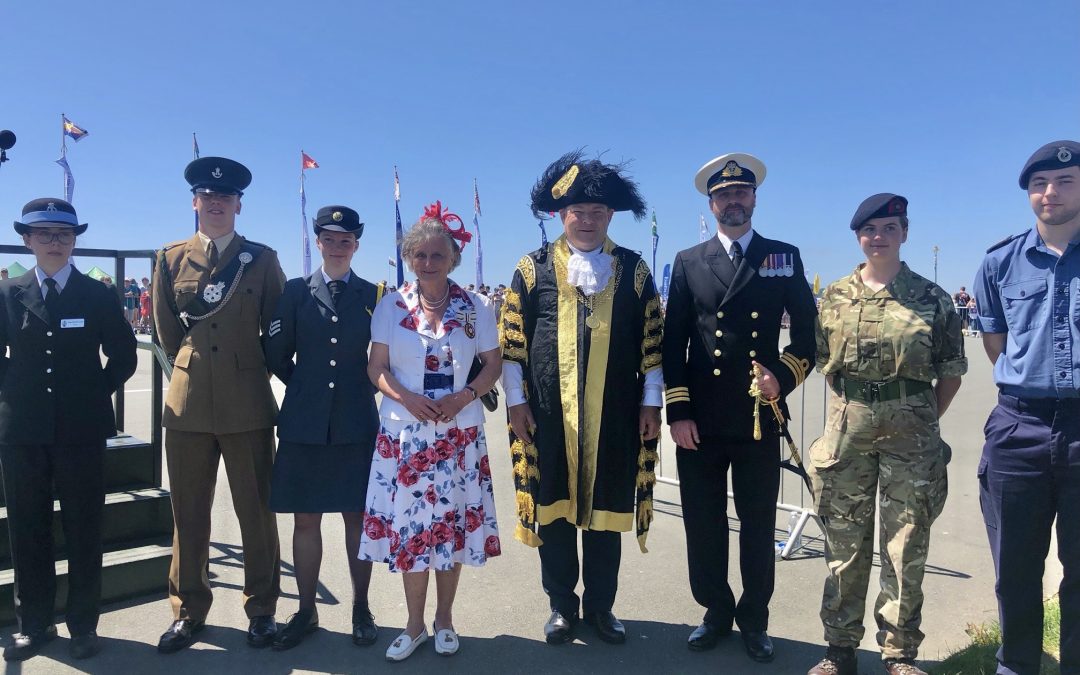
[807,388,948,659]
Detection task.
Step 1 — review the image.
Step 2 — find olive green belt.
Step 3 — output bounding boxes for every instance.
[831,375,932,403]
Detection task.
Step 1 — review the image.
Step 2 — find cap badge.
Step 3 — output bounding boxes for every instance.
[238,252,253,264]
[46,202,58,212]
[1058,147,1073,163]
[551,164,580,199]
[211,167,223,179]
[332,211,343,222]
[720,161,743,178]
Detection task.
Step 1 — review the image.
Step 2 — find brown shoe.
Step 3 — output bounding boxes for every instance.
[883,657,926,675]
[808,645,857,675]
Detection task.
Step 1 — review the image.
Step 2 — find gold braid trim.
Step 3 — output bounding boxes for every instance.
[501,290,529,365]
[634,259,651,298]
[516,255,537,293]
[641,294,663,374]
[634,441,659,553]
[780,352,808,386]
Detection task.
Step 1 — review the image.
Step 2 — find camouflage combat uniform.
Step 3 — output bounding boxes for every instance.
[810,262,966,660]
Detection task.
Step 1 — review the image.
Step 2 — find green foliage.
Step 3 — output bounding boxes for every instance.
[932,597,1059,674]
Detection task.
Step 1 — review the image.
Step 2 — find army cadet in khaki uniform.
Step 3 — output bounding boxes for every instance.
[807,194,966,675]
[152,157,286,653]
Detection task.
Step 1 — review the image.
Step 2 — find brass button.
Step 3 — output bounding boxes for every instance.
[752,331,759,338]
[749,350,757,357]
[715,330,722,337]
[714,349,721,357]
[713,368,721,376]
[716,311,724,319]
[751,311,759,319]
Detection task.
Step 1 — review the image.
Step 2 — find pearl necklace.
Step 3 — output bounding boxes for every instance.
[419,283,450,311]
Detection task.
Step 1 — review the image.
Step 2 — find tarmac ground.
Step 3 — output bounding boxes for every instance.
[5,334,1039,674]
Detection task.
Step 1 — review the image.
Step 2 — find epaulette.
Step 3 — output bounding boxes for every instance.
[986,232,1025,254]
[375,281,386,304]
[241,238,274,251]
[161,239,187,252]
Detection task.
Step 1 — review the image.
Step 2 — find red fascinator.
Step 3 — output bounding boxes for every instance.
[423,201,472,251]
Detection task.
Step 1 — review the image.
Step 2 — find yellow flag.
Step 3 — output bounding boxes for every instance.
[812,273,821,296]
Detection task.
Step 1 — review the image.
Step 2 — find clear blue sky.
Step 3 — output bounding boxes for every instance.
[1,1,1077,295]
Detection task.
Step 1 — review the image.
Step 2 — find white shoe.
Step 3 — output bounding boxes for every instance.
[433,625,460,656]
[385,630,428,662]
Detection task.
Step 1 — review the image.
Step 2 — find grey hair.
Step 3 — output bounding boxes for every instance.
[401,218,462,272]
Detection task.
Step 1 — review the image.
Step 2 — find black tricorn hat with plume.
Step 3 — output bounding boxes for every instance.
[530,149,647,220]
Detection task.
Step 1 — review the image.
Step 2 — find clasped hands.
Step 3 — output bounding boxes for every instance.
[402,390,472,424]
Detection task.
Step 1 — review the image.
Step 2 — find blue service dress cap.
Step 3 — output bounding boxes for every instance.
[314,205,364,237]
[14,197,87,235]
[850,193,908,230]
[184,156,252,195]
[1019,140,1080,189]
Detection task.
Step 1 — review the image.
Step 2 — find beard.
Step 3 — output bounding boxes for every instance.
[719,204,753,227]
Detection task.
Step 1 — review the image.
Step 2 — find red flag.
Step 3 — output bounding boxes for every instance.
[302,152,319,170]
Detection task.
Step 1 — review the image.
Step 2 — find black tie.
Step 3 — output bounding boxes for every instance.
[328,280,346,308]
[731,241,744,269]
[208,240,219,268]
[44,278,60,316]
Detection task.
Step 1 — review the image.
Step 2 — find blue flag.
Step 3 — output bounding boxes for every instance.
[661,263,671,303]
[62,116,88,142]
[650,211,659,283]
[393,167,404,287]
[55,153,74,203]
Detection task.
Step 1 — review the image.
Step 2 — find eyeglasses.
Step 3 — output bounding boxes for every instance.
[29,231,76,245]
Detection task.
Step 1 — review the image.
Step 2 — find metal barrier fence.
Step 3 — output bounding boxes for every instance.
[656,370,830,560]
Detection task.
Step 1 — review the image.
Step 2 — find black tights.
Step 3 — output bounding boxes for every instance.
[292,512,372,610]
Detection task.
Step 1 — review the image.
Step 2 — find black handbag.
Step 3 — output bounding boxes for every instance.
[467,357,499,412]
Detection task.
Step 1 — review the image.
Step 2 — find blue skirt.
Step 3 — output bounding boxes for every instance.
[270,440,373,514]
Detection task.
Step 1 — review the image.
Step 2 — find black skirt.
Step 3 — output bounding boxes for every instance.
[270,441,374,513]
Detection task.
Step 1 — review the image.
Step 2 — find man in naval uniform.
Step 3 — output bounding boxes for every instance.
[501,151,664,646]
[152,157,286,653]
[662,153,817,663]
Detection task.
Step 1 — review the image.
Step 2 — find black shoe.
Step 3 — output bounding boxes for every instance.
[272,610,318,651]
[157,619,205,654]
[742,630,775,663]
[3,625,58,661]
[544,610,578,645]
[687,621,732,651]
[69,631,102,660]
[247,615,278,648]
[583,611,626,645]
[351,602,378,646]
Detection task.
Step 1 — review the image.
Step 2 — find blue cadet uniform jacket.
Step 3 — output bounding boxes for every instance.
[973,228,1080,398]
[0,269,137,445]
[264,272,384,445]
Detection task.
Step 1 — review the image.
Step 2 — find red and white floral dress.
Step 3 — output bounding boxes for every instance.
[358,281,501,572]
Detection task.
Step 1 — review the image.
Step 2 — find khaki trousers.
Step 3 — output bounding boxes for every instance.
[165,428,280,621]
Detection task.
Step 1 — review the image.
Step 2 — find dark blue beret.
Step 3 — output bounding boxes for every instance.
[14,197,87,235]
[1019,140,1080,189]
[314,205,364,236]
[185,156,251,196]
[850,193,908,230]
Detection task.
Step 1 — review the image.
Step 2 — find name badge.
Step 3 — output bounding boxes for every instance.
[61,318,85,329]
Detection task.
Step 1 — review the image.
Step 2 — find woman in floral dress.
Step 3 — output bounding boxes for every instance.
[359,202,502,661]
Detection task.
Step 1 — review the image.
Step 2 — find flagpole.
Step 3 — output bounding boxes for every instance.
[60,113,67,198]
[393,166,404,287]
[473,178,483,288]
[192,132,200,232]
[301,151,310,277]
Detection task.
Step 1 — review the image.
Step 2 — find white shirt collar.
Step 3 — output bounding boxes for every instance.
[320,267,351,284]
[197,230,236,255]
[35,263,73,297]
[717,228,755,258]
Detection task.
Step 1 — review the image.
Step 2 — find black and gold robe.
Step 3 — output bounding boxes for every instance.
[502,236,662,553]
